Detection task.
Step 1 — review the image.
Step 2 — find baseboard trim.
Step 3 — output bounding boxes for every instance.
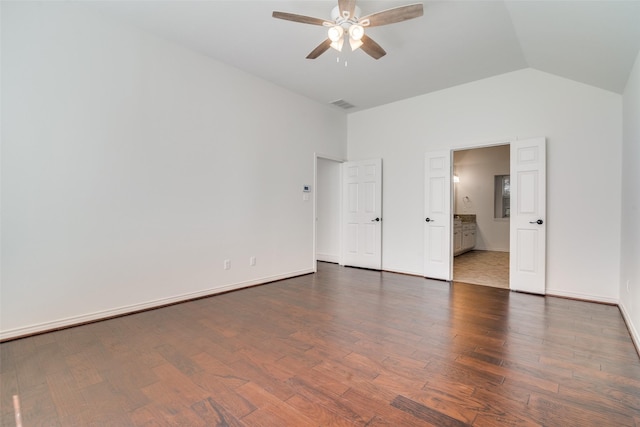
[473,247,509,253]
[316,252,339,263]
[619,302,640,357]
[545,288,618,305]
[0,268,314,342]
[382,267,424,277]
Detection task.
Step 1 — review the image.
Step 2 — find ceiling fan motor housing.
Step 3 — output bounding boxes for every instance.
[331,5,362,24]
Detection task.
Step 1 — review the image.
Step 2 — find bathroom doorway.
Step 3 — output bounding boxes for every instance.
[452,144,510,289]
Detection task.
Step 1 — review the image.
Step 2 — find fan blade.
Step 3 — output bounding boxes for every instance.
[306,39,332,59]
[360,4,423,27]
[338,0,357,18]
[272,11,330,26]
[360,34,386,59]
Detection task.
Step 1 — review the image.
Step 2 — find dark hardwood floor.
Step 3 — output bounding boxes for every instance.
[1,262,639,426]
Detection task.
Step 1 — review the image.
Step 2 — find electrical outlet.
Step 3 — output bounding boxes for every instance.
[224,259,230,270]
[250,256,256,266]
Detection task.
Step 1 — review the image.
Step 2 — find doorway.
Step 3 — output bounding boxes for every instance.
[315,156,343,268]
[314,155,384,271]
[424,138,546,293]
[452,145,510,289]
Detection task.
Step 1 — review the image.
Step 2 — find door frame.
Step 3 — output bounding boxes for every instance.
[313,153,345,272]
[450,140,512,282]
[446,137,545,292]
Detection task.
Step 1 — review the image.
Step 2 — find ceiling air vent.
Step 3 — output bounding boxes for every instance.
[330,99,356,110]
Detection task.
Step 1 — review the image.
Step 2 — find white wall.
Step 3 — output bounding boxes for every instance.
[454,145,510,251]
[348,69,622,302]
[316,157,341,263]
[621,51,640,349]
[0,2,347,339]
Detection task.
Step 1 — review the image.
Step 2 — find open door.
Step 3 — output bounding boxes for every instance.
[424,150,452,280]
[341,159,382,269]
[510,137,546,294]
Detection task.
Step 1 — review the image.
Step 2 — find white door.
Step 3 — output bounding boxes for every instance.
[510,137,546,294]
[424,150,452,280]
[342,159,382,269]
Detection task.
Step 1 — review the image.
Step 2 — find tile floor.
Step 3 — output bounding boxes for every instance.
[453,250,509,289]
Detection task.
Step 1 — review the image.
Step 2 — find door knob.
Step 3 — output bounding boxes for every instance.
[529,219,544,225]
[425,218,434,222]
[371,217,380,222]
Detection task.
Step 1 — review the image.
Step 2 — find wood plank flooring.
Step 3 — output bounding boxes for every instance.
[1,262,639,426]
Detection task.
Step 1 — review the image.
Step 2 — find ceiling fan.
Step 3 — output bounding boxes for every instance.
[272,0,424,60]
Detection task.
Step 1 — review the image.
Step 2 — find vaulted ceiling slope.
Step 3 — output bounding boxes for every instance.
[77,1,640,112]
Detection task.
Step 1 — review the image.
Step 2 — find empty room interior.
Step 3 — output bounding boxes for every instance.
[2,1,640,426]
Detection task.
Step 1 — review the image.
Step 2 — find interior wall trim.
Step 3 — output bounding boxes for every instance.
[545,288,618,305]
[0,268,314,342]
[316,252,339,263]
[619,303,640,357]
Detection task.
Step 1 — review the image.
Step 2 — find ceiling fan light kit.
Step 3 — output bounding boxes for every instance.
[327,25,344,42]
[272,0,424,60]
[349,37,363,51]
[331,37,345,53]
[349,24,365,41]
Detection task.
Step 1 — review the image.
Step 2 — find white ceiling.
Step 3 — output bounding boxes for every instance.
[79,0,640,113]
